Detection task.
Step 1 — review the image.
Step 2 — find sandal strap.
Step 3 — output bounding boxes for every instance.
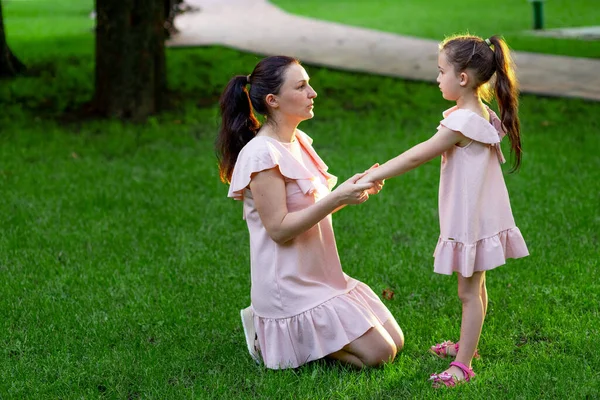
[433,340,456,356]
[449,361,475,381]
[430,372,456,387]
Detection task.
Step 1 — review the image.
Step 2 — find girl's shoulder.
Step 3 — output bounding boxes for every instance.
[439,106,504,143]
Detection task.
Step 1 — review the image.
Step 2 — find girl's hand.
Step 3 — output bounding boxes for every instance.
[333,172,375,205]
[357,164,385,195]
[366,178,385,195]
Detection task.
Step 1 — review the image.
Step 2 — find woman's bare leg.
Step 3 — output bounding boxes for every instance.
[383,317,404,351]
[327,349,364,368]
[327,324,397,368]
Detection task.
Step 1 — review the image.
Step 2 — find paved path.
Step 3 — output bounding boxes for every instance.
[168,0,600,102]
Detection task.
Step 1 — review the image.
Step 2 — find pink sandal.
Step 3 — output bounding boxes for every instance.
[429,340,480,359]
[429,361,475,388]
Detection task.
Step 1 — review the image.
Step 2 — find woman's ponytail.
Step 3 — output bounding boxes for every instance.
[216,75,260,183]
[489,35,522,172]
[216,56,299,183]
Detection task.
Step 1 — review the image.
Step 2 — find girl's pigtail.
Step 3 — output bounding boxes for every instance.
[216,76,260,183]
[489,35,522,172]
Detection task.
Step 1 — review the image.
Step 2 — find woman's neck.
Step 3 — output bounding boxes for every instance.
[263,118,298,143]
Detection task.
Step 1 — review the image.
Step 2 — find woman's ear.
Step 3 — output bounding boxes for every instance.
[265,93,278,109]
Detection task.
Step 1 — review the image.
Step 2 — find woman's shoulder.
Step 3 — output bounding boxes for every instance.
[239,135,271,153]
[228,135,316,200]
[237,136,283,163]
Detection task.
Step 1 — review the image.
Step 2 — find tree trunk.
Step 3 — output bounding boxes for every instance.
[93,0,166,120]
[0,0,26,78]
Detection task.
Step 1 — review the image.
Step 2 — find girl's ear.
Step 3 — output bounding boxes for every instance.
[265,93,278,108]
[459,72,469,87]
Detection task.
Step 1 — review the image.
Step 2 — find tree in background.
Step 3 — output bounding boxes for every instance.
[164,0,182,38]
[0,0,26,78]
[93,0,166,120]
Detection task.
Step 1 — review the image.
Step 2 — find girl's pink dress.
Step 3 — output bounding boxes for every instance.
[228,130,394,369]
[434,106,529,277]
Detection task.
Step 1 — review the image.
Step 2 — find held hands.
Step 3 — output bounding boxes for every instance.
[357,163,385,195]
[334,164,385,206]
[334,171,375,205]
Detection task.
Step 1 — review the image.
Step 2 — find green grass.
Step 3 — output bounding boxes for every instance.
[2,1,600,398]
[272,0,600,58]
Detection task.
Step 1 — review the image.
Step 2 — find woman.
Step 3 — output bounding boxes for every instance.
[216,55,404,369]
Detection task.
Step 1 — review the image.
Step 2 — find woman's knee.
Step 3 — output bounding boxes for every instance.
[361,342,397,367]
[394,329,405,352]
[352,328,397,367]
[383,317,404,352]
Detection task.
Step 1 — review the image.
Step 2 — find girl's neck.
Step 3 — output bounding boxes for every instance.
[456,92,487,117]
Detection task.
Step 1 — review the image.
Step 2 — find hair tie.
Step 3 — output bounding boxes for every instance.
[246,74,251,84]
[484,38,492,47]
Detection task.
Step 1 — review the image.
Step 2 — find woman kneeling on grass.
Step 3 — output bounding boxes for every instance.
[216,55,404,370]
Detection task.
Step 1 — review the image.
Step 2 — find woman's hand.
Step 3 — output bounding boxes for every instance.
[359,163,385,195]
[251,167,375,243]
[333,172,375,205]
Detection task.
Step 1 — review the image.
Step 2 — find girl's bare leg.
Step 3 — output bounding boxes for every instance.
[443,272,487,358]
[481,273,488,317]
[443,271,486,379]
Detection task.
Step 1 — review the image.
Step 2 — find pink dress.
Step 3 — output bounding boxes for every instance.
[228,129,394,369]
[433,106,529,277]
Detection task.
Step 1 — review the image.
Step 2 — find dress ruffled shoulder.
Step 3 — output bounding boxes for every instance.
[438,105,505,143]
[487,107,507,139]
[228,132,337,200]
[295,129,338,189]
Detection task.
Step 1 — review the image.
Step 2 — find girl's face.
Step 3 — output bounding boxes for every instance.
[271,64,317,122]
[436,51,463,101]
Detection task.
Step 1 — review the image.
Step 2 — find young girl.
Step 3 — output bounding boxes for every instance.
[359,34,529,386]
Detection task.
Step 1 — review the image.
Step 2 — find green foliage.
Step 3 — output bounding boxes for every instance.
[1,0,599,398]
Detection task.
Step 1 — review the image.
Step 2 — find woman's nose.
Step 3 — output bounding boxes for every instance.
[308,85,317,98]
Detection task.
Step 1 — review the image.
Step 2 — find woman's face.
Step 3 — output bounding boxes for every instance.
[271,63,317,122]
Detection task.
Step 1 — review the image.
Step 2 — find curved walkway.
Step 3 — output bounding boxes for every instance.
[168,0,600,101]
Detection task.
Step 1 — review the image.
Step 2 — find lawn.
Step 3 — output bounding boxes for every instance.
[1,1,599,399]
[272,0,600,58]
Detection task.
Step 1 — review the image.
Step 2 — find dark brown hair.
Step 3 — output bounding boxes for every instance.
[440,34,522,171]
[215,56,300,183]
